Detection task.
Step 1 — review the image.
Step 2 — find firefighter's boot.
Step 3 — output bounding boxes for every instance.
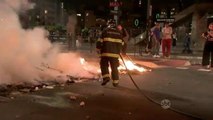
[101,79,110,86]
[112,80,119,87]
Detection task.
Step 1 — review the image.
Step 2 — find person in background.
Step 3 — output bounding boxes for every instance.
[201,22,213,69]
[96,19,123,87]
[172,32,177,47]
[151,22,161,58]
[182,33,192,54]
[117,24,129,55]
[162,22,173,58]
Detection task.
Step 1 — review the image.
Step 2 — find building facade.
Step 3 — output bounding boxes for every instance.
[21,0,67,28]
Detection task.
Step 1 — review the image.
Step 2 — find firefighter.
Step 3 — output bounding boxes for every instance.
[96,19,123,87]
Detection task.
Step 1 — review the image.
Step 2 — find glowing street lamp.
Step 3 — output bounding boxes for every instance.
[44,9,48,25]
[44,9,48,14]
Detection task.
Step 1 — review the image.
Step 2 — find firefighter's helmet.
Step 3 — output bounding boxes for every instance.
[107,19,116,28]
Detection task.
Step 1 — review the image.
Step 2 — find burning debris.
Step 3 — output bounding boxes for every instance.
[0,56,151,98]
[0,0,100,88]
[118,58,150,74]
[69,96,77,101]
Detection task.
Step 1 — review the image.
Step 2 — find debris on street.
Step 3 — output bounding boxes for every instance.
[69,96,77,101]
[80,101,85,107]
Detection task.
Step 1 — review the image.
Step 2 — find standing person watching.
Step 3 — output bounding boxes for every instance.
[96,19,123,87]
[202,22,213,69]
[151,22,161,58]
[162,22,173,58]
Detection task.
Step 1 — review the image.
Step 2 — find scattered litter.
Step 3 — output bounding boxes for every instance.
[80,101,85,107]
[66,79,75,84]
[10,91,22,96]
[42,85,47,88]
[69,96,77,101]
[19,89,31,93]
[10,97,14,99]
[34,87,39,91]
[45,86,54,89]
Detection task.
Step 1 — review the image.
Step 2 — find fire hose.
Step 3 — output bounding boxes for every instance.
[119,54,140,90]
[119,54,201,119]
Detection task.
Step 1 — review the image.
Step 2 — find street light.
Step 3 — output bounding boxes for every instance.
[44,9,48,14]
[44,9,48,25]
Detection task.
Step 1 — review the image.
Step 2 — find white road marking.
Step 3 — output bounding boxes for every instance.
[197,69,211,72]
[176,67,189,70]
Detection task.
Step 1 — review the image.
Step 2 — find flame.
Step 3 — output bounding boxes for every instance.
[80,58,86,65]
[118,59,147,72]
[79,58,101,73]
[80,58,89,71]
[79,57,146,74]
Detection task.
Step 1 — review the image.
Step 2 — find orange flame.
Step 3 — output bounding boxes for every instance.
[118,59,147,72]
[79,57,147,74]
[79,58,101,73]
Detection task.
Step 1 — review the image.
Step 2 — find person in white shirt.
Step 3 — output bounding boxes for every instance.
[162,22,173,58]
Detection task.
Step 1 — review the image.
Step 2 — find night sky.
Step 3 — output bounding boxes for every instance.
[61,0,212,19]
[61,0,196,10]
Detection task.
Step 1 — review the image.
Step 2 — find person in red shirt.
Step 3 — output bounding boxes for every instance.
[162,22,173,58]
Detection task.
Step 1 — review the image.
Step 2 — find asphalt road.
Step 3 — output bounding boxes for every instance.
[0,47,211,120]
[0,80,196,120]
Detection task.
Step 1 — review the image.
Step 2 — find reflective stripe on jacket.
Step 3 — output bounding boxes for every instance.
[96,27,123,58]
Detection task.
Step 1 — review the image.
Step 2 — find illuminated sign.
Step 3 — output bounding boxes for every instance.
[109,1,123,7]
[134,18,140,27]
[156,18,175,23]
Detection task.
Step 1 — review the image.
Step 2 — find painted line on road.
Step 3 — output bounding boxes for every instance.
[197,68,212,72]
[176,67,189,70]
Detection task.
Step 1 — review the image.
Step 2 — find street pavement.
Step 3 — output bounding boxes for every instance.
[0,44,212,120]
[79,50,213,119]
[67,43,213,119]
[0,80,196,120]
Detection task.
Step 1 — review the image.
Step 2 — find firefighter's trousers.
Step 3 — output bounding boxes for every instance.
[100,57,119,84]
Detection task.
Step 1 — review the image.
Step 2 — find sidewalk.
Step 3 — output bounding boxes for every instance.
[57,42,202,65]
[126,52,201,66]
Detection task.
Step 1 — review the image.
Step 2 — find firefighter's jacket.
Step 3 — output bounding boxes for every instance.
[96,27,124,58]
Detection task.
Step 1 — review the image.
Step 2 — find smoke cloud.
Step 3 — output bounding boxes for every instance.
[0,0,98,85]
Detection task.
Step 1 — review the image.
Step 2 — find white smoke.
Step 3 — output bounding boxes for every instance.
[4,0,35,12]
[0,0,98,85]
